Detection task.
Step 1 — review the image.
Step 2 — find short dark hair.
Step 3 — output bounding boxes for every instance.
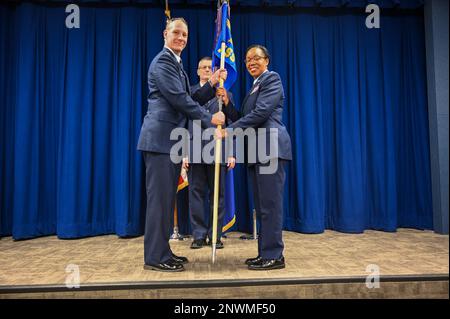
[165,17,188,30]
[245,44,270,63]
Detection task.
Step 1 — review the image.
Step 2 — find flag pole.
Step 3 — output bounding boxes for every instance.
[165,0,171,20]
[211,42,225,264]
[211,0,227,265]
[170,200,181,240]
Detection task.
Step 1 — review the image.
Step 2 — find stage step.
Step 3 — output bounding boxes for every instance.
[0,274,447,299]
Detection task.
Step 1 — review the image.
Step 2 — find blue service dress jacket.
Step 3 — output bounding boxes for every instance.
[223,71,292,163]
[137,47,215,155]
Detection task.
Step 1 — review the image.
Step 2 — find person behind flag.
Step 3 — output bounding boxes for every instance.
[183,57,236,250]
[137,17,227,272]
[217,45,292,270]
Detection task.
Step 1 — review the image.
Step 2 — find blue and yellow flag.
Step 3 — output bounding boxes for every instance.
[222,170,236,233]
[213,1,236,233]
[212,1,237,90]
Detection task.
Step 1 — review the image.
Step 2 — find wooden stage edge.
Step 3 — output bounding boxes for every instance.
[0,273,448,291]
[0,274,448,298]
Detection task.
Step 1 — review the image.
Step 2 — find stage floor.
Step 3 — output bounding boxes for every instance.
[0,229,448,287]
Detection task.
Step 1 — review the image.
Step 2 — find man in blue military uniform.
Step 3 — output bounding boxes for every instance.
[183,57,236,250]
[137,18,226,272]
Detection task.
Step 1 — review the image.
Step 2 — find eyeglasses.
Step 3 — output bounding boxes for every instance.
[244,55,266,64]
[198,66,212,70]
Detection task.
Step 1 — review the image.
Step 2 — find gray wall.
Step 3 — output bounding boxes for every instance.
[425,0,449,234]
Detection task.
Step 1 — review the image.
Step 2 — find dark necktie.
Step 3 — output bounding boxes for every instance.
[179,59,190,94]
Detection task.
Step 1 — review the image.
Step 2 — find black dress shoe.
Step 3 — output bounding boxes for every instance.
[171,254,189,264]
[191,238,207,249]
[245,256,262,265]
[144,260,184,272]
[248,257,285,270]
[207,239,224,249]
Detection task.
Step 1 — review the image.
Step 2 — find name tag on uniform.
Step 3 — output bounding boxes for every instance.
[250,85,260,95]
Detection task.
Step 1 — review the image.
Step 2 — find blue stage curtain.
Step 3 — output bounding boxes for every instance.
[0,2,432,239]
[0,7,15,237]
